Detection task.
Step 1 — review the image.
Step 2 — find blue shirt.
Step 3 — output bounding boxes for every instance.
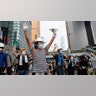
[0,52,7,68]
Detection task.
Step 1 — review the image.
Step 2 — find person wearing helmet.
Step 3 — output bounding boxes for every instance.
[13,46,29,75]
[52,46,66,75]
[0,43,7,75]
[24,28,57,75]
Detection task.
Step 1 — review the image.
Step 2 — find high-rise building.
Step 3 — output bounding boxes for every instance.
[66,21,96,50]
[0,21,32,54]
[32,21,40,41]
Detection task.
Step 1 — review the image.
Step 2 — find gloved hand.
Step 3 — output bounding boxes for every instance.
[23,23,29,32]
[13,41,18,47]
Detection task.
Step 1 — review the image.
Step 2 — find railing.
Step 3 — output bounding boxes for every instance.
[85,47,96,54]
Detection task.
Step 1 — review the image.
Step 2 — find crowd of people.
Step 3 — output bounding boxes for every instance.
[48,49,94,75]
[0,28,95,75]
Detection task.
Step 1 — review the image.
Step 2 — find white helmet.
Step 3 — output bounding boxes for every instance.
[57,47,63,51]
[35,37,45,43]
[0,43,4,48]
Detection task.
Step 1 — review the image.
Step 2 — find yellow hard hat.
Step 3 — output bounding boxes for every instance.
[20,48,25,51]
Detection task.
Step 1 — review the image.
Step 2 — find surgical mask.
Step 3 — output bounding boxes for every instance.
[5,51,9,54]
[60,50,63,54]
[38,44,44,49]
[0,48,3,51]
[22,51,26,55]
[71,57,74,61]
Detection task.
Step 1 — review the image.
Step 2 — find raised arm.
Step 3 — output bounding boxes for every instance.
[65,50,69,59]
[45,30,57,51]
[24,31,32,50]
[52,46,56,57]
[13,46,18,58]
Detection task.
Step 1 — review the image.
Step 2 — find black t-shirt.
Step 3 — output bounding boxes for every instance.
[79,60,89,68]
[17,55,29,70]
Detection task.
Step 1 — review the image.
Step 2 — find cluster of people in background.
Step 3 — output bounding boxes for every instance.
[0,28,94,75]
[49,47,93,75]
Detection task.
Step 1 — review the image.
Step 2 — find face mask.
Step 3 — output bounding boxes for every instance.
[22,51,26,55]
[5,51,9,54]
[60,50,63,54]
[71,57,74,61]
[38,44,44,49]
[0,48,3,51]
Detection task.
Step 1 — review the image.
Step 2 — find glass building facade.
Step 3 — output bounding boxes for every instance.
[0,21,32,54]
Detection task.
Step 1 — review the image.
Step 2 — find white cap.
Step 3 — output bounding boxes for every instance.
[0,43,5,48]
[35,37,45,43]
